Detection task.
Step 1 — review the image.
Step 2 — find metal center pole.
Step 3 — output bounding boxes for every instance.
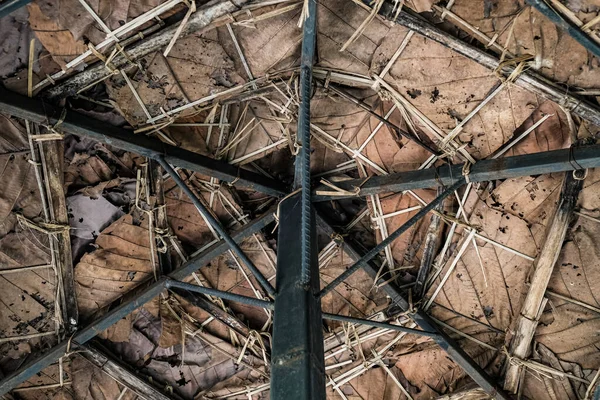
[271,0,324,398]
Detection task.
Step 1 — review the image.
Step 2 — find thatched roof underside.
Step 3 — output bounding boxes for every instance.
[0,0,600,399]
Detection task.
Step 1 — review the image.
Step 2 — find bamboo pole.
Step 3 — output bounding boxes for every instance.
[374,3,600,126]
[37,137,78,333]
[44,0,258,99]
[503,172,584,393]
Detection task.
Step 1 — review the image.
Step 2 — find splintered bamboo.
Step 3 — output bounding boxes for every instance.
[435,386,491,399]
[38,139,78,332]
[81,344,172,400]
[414,186,444,299]
[503,172,584,393]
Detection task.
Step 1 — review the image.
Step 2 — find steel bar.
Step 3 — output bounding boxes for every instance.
[175,289,262,343]
[318,179,464,299]
[0,208,276,395]
[293,0,318,286]
[0,0,32,18]
[315,213,512,400]
[371,1,600,126]
[270,1,324,397]
[527,0,600,58]
[167,280,274,310]
[313,144,600,202]
[158,157,276,296]
[322,313,441,338]
[271,192,326,400]
[0,86,286,197]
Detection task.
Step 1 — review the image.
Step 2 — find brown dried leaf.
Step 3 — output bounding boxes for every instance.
[316,0,400,76]
[310,90,361,174]
[28,2,88,69]
[0,230,55,362]
[320,247,389,321]
[450,1,600,88]
[201,235,276,328]
[521,344,584,400]
[0,114,28,153]
[377,189,437,269]
[0,152,41,236]
[219,3,302,78]
[384,34,540,159]
[106,31,244,127]
[13,364,66,399]
[497,101,571,158]
[110,309,266,399]
[74,213,155,318]
[70,355,136,400]
[538,215,600,369]
[64,144,139,191]
[428,179,552,333]
[579,168,600,211]
[224,100,288,165]
[0,8,40,79]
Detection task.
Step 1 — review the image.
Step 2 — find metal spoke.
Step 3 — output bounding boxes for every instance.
[0,209,276,395]
[313,144,600,202]
[167,280,274,310]
[158,157,276,297]
[322,313,441,339]
[318,179,464,299]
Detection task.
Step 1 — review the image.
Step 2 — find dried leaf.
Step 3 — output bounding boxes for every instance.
[0,8,40,79]
[106,31,244,127]
[538,215,600,369]
[450,1,600,88]
[320,247,389,321]
[219,3,302,77]
[28,2,88,69]
[74,213,155,318]
[71,355,135,400]
[110,308,266,399]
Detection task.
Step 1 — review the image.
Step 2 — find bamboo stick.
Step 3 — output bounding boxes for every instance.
[503,172,584,393]
[435,387,490,399]
[415,187,444,299]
